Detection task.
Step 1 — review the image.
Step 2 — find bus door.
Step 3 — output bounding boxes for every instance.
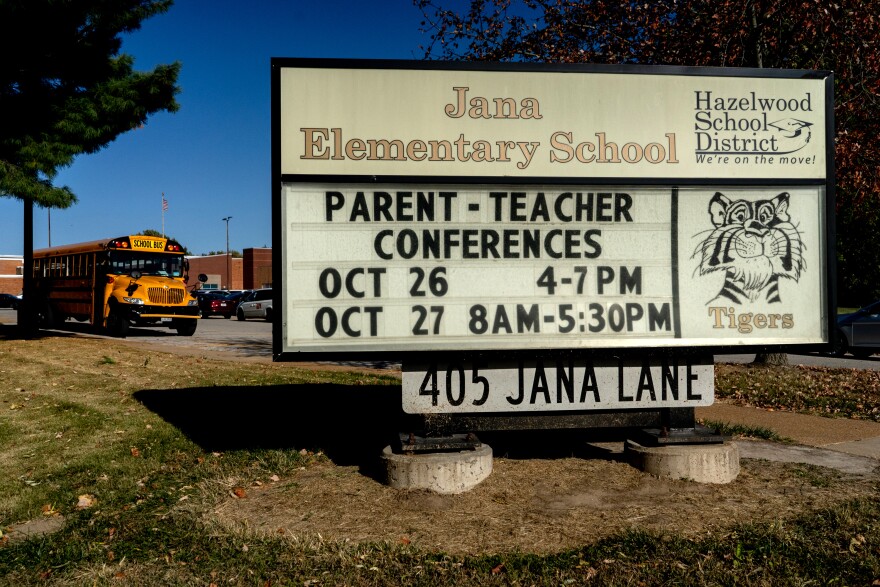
[93,252,110,327]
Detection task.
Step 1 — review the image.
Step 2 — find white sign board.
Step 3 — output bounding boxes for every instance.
[402,358,713,413]
[280,184,826,353]
[273,61,833,357]
[279,65,827,180]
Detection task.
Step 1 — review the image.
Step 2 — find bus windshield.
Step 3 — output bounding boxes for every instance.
[108,251,184,278]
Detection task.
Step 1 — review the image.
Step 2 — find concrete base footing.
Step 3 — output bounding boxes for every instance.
[381,444,493,494]
[625,440,740,484]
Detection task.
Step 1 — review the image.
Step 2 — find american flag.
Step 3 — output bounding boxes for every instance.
[162,195,168,212]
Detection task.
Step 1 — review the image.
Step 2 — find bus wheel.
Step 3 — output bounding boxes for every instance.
[37,304,55,329]
[107,310,129,338]
[175,319,197,337]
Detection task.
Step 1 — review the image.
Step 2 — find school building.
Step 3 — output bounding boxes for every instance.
[0,255,23,295]
[185,248,272,291]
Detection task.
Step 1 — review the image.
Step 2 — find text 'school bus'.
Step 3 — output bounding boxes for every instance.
[32,235,205,337]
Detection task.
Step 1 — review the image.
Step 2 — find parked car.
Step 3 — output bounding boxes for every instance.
[0,293,20,310]
[223,290,252,311]
[834,301,880,358]
[237,288,273,321]
[195,290,235,319]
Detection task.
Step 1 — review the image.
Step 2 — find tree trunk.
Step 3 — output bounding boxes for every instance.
[17,198,38,339]
[753,352,789,366]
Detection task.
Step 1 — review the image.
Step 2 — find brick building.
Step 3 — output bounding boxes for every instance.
[242,248,272,289]
[186,248,271,291]
[0,255,23,295]
[185,254,242,290]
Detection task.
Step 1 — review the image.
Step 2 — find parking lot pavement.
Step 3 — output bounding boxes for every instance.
[0,308,15,326]
[0,308,274,360]
[0,309,399,369]
[3,309,879,372]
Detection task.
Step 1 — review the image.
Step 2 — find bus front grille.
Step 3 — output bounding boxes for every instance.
[147,287,186,305]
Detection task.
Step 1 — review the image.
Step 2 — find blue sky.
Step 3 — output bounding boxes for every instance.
[0,0,435,255]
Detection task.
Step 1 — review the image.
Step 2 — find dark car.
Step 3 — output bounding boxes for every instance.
[0,293,20,310]
[834,301,880,358]
[195,291,235,319]
[223,290,252,311]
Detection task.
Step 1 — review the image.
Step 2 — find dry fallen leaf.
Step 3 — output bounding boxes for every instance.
[130,447,141,458]
[76,494,97,509]
[231,487,247,499]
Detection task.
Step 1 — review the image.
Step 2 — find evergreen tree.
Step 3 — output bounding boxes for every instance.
[0,0,181,208]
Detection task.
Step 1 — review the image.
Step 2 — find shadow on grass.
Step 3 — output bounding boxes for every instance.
[132,385,630,476]
[134,384,418,468]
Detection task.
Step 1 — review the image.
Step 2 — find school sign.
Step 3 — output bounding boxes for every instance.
[272,60,834,364]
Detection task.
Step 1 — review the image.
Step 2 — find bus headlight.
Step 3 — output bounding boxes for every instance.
[187,299,198,306]
[123,297,145,305]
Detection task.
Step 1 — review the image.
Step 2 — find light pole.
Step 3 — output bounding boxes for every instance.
[222,216,232,290]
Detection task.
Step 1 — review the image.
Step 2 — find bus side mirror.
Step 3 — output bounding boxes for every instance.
[198,273,208,283]
[126,271,141,295]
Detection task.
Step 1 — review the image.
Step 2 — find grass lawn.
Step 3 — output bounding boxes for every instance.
[715,362,880,421]
[1,335,878,586]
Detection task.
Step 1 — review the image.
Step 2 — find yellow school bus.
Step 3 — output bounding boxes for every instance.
[32,235,204,337]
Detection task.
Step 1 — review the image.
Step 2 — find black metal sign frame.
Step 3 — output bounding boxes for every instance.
[271,58,835,363]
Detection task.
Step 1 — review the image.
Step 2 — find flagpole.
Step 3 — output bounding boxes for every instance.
[161,192,165,237]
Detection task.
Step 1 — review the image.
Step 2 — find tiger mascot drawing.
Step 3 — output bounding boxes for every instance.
[695,191,804,304]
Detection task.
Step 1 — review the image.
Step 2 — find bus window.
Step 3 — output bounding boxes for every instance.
[108,251,184,277]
